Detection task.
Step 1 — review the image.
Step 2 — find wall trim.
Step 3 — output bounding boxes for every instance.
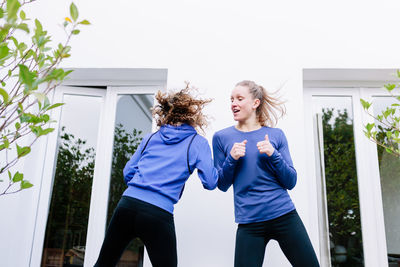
[303,68,399,88]
[62,68,168,87]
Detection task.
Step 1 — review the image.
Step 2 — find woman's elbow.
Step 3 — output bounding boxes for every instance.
[217,180,230,192]
[286,172,297,190]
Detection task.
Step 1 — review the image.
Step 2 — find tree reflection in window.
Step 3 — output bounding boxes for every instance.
[322,108,364,267]
[41,127,95,267]
[106,123,144,267]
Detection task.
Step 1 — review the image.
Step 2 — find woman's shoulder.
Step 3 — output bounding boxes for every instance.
[264,126,283,133]
[212,126,237,144]
[213,125,236,137]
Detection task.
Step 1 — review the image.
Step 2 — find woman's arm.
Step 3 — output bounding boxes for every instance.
[212,133,238,192]
[268,130,297,190]
[194,137,219,190]
[122,134,149,185]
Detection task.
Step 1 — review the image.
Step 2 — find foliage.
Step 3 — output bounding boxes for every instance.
[322,108,363,266]
[43,125,144,262]
[107,124,143,224]
[0,0,90,196]
[43,127,95,258]
[107,123,144,252]
[361,71,400,157]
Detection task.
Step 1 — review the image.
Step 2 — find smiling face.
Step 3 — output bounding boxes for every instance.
[230,85,260,123]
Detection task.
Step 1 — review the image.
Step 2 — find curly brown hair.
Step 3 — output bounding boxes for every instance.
[152,83,212,132]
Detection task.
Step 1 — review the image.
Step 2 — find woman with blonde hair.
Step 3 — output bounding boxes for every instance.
[95,85,218,267]
[213,80,319,267]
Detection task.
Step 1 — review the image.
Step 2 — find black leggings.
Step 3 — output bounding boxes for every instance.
[94,196,177,267]
[234,209,320,267]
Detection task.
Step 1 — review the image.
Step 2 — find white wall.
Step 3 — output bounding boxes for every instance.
[2,0,400,266]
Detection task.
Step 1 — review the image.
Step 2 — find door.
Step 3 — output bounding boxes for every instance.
[304,88,388,267]
[31,85,159,267]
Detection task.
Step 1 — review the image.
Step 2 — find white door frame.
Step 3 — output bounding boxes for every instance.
[304,87,388,267]
[30,86,107,267]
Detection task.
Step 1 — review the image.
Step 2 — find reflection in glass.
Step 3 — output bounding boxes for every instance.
[313,96,364,266]
[373,97,400,266]
[41,94,103,267]
[106,94,153,267]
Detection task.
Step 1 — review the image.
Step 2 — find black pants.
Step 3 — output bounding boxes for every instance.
[94,196,177,267]
[234,209,320,267]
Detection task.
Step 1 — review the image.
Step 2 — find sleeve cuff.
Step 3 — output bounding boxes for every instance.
[227,153,238,164]
[268,149,280,160]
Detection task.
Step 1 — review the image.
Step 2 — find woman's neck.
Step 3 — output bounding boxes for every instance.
[235,120,262,132]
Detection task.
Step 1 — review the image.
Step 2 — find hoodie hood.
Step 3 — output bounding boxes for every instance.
[159,124,197,144]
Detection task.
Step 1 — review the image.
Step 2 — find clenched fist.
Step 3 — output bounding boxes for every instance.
[230,140,247,160]
[257,134,275,156]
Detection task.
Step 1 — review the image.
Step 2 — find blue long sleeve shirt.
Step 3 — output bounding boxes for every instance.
[123,124,218,214]
[212,126,297,223]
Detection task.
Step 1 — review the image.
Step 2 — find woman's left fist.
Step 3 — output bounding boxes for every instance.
[257,134,275,156]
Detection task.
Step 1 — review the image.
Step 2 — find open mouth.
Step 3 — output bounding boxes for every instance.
[233,109,240,114]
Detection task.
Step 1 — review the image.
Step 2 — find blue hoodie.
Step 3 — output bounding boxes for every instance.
[123,124,218,214]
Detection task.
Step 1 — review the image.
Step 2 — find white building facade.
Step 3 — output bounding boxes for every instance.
[0,0,399,266]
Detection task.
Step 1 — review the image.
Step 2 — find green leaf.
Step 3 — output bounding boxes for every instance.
[41,114,50,122]
[365,123,374,132]
[15,122,20,130]
[0,46,9,60]
[3,136,10,149]
[18,64,36,89]
[19,10,25,20]
[360,99,371,110]
[384,84,396,91]
[38,128,54,137]
[383,109,391,119]
[20,113,31,123]
[46,102,64,111]
[0,88,9,103]
[397,70,400,79]
[0,8,4,18]
[70,2,78,22]
[12,171,23,182]
[16,143,31,158]
[17,23,29,33]
[6,0,21,21]
[34,19,43,33]
[20,180,33,189]
[71,29,80,35]
[8,170,12,180]
[79,19,90,25]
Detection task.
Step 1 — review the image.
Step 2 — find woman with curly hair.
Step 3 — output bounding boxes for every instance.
[213,80,319,267]
[95,85,218,267]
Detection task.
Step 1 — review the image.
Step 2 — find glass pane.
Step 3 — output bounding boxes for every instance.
[313,96,364,266]
[106,94,154,267]
[372,96,400,266]
[41,94,103,267]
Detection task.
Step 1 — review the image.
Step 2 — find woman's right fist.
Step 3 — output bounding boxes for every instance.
[230,140,247,160]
